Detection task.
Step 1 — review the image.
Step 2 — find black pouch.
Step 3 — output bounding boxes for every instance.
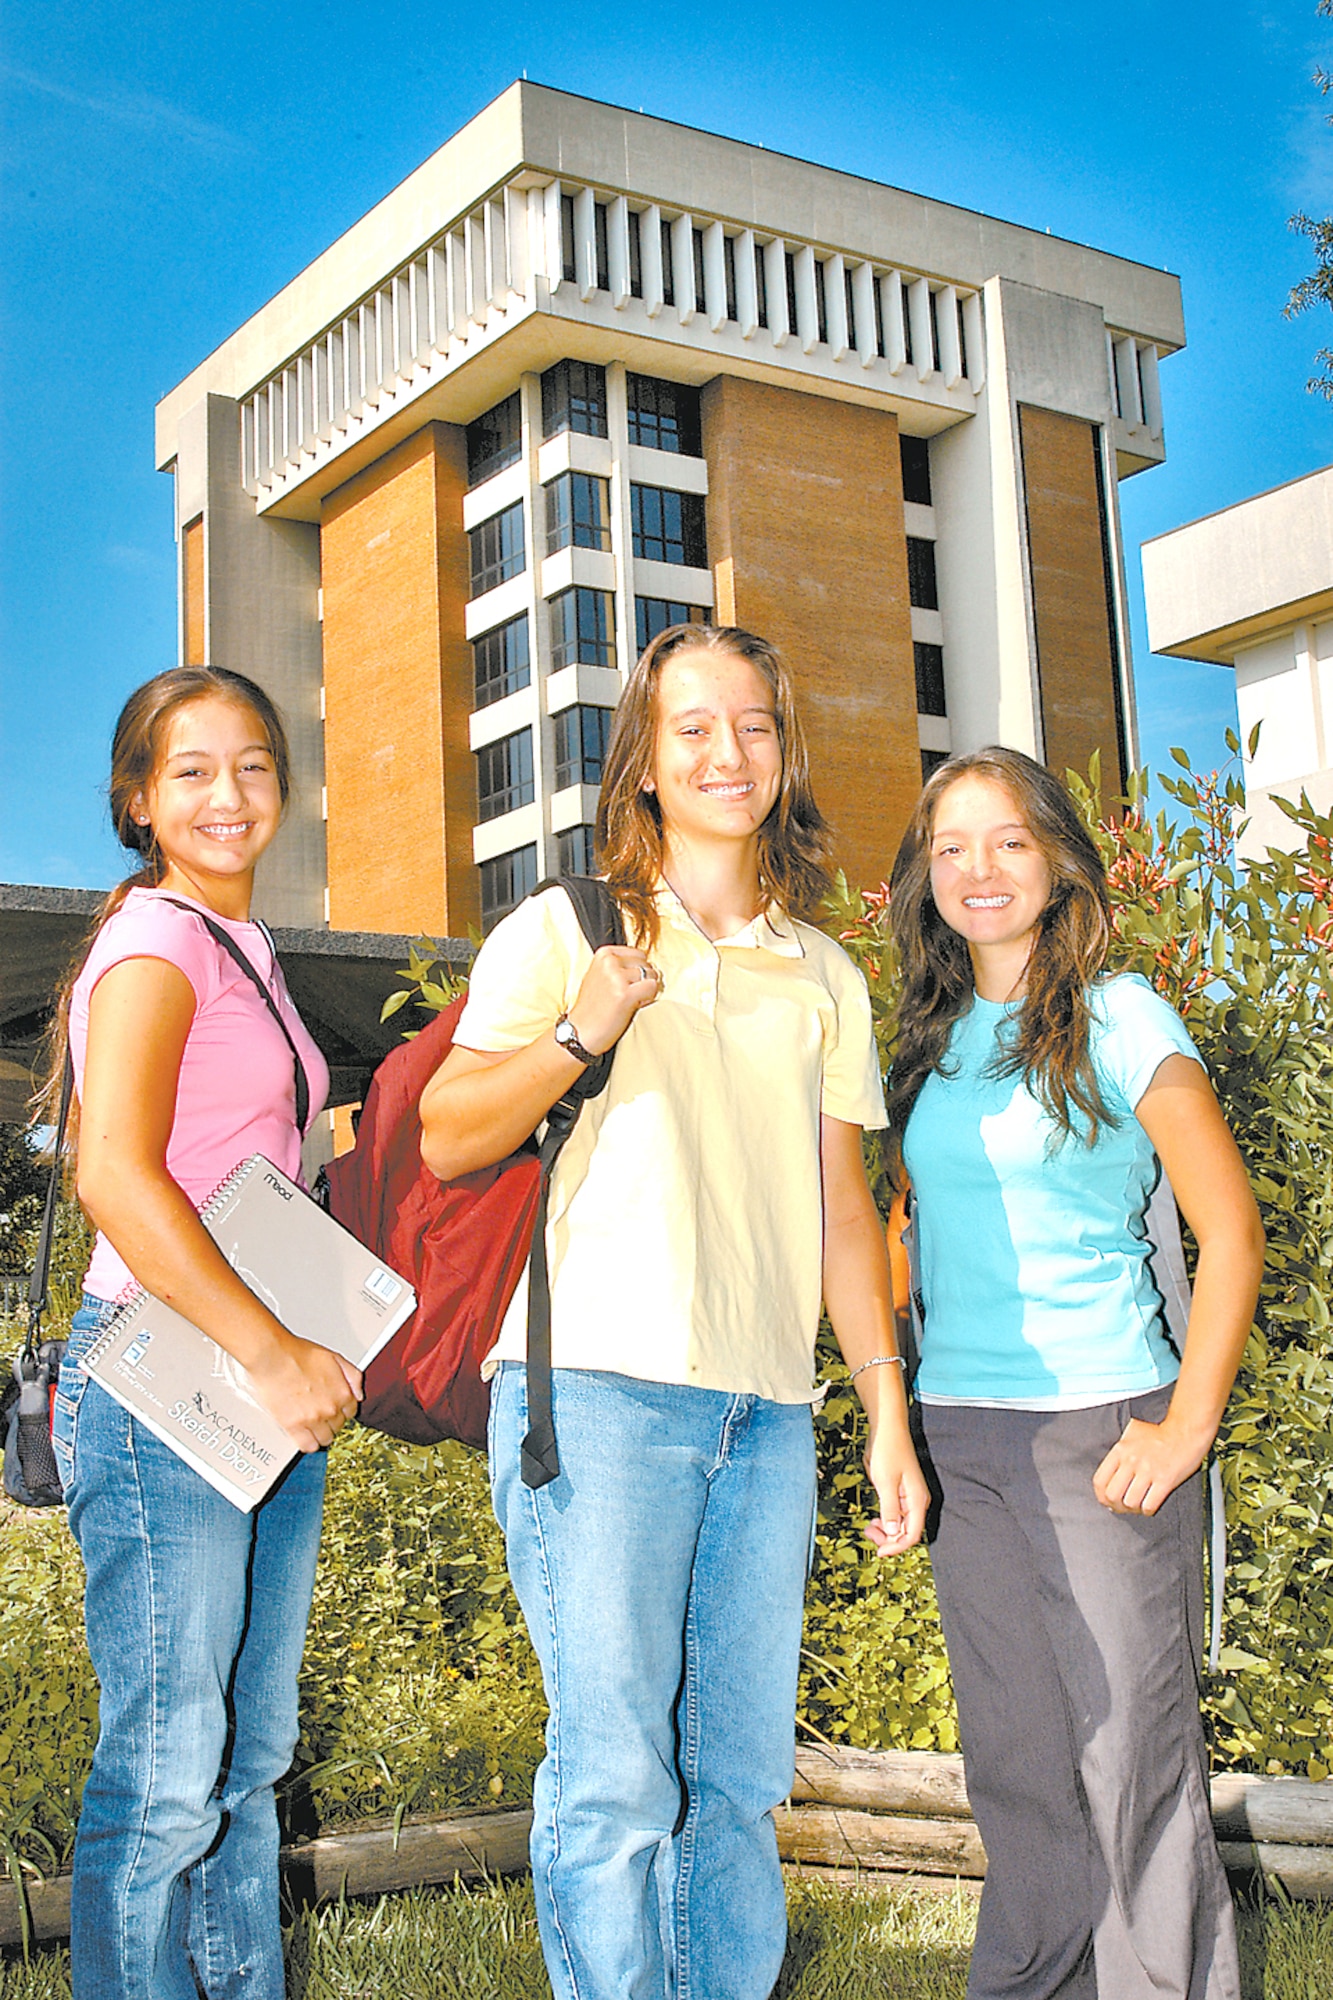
[2,1339,68,1506]
[3,1056,74,1507]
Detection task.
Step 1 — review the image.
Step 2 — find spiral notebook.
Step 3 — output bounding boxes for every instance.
[80,1155,416,1511]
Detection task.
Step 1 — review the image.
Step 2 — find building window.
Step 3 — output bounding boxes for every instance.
[555,704,614,790]
[628,210,643,298]
[466,393,522,486]
[914,642,947,718]
[476,728,534,823]
[844,265,857,351]
[549,587,616,670]
[785,251,798,336]
[631,485,707,567]
[724,235,738,323]
[635,597,707,654]
[755,240,768,328]
[691,227,706,315]
[470,501,525,596]
[473,614,531,709]
[814,259,828,344]
[906,536,939,611]
[545,471,612,555]
[557,825,598,877]
[480,843,538,932]
[921,748,949,784]
[626,374,702,456]
[901,436,933,507]
[542,359,608,440]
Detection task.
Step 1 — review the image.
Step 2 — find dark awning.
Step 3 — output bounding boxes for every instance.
[0,884,471,1122]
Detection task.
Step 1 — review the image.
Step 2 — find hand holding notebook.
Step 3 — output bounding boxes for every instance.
[80,1155,416,1510]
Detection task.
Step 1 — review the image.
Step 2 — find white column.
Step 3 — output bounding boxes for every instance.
[328,326,348,429]
[429,242,451,347]
[1139,343,1163,438]
[485,198,507,307]
[642,204,664,317]
[672,213,696,322]
[394,270,412,374]
[503,186,529,299]
[608,195,631,308]
[794,245,819,352]
[467,215,488,326]
[703,221,727,331]
[853,261,878,368]
[764,237,789,347]
[606,361,636,684]
[446,232,466,341]
[543,181,564,289]
[937,285,963,388]
[736,229,758,338]
[882,271,907,374]
[909,277,934,381]
[574,185,597,301]
[825,253,849,360]
[962,291,986,390]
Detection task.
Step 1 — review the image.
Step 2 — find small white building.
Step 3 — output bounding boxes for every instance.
[1142,464,1333,858]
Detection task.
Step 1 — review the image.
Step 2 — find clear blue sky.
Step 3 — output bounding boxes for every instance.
[3,0,1330,889]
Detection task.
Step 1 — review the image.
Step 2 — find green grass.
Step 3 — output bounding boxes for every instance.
[3,1877,1332,1998]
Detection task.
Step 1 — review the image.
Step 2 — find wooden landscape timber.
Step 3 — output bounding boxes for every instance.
[4,1750,1332,1948]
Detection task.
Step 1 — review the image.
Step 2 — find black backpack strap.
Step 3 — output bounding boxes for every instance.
[159,898,310,1133]
[24,1053,74,1362]
[521,877,625,1490]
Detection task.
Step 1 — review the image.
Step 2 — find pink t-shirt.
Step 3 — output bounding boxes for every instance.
[69,886,330,1302]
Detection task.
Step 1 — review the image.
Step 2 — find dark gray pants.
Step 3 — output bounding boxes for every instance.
[919,1390,1239,2000]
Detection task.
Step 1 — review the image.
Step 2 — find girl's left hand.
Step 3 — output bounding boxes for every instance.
[1092,1415,1211,1516]
[862,1429,930,1555]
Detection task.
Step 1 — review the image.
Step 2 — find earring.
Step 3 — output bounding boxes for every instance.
[641,779,656,796]
[136,815,150,826]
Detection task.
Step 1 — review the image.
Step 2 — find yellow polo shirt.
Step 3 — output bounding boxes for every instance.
[455,882,886,1403]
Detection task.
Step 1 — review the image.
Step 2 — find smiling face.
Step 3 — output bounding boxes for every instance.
[649,648,783,856]
[928,773,1053,994]
[134,697,283,915]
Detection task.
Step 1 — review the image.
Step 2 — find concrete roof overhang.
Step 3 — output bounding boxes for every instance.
[0,885,469,1125]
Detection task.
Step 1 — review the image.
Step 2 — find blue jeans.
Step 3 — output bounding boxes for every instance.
[56,1297,326,2000]
[489,1363,817,2000]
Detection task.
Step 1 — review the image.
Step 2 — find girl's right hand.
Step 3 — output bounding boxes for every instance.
[246,1331,363,1453]
[567,945,662,1055]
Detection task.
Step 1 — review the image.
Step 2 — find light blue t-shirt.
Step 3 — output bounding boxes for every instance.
[903,973,1203,1405]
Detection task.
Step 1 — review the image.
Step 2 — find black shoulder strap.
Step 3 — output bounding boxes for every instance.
[159,898,310,1133]
[24,1054,74,1361]
[521,876,624,1491]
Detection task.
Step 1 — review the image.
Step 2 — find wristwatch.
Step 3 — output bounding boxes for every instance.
[554,1014,597,1065]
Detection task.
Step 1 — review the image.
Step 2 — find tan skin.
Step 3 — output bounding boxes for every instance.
[919,773,1264,1515]
[76,697,362,1454]
[420,648,931,1553]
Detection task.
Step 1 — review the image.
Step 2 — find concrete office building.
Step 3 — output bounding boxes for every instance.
[1143,464,1333,861]
[155,83,1184,935]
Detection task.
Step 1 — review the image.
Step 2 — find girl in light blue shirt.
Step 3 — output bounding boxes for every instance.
[887,746,1263,2000]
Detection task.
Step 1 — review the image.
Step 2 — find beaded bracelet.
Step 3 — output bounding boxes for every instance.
[849,1354,908,1382]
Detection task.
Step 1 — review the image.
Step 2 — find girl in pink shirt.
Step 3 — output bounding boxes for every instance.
[47,666,359,2000]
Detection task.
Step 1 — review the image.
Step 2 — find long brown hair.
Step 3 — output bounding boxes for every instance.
[34,667,292,1135]
[594,623,832,949]
[885,746,1114,1171]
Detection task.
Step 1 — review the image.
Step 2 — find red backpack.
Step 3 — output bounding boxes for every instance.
[323,878,622,1480]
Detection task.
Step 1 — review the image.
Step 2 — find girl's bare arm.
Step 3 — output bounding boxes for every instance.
[1093,1053,1265,1515]
[77,956,361,1451]
[821,1116,930,1555]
